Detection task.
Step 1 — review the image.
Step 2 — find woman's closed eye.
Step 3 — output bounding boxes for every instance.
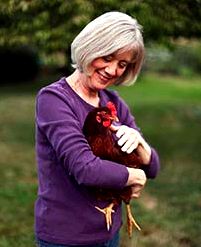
[119,61,128,69]
[102,55,113,62]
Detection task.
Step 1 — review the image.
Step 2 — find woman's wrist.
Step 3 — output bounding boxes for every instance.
[137,137,152,164]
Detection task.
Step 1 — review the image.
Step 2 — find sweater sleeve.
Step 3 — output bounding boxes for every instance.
[113,92,160,179]
[141,148,160,178]
[36,87,129,190]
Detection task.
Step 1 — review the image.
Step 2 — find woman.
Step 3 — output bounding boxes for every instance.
[35,11,160,247]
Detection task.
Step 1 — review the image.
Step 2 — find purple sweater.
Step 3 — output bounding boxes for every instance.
[34,77,160,245]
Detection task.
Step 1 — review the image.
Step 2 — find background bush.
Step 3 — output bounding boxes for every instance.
[145,42,201,77]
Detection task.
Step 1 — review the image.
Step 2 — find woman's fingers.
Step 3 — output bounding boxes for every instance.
[131,185,144,198]
[126,142,138,154]
[117,132,131,146]
[110,125,152,163]
[115,125,129,138]
[115,125,141,153]
[120,136,138,153]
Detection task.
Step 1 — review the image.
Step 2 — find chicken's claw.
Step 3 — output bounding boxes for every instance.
[95,203,115,231]
[126,204,141,238]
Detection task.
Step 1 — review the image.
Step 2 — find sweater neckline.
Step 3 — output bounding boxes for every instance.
[62,77,106,109]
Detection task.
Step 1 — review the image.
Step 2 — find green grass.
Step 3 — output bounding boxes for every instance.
[0,73,200,247]
[115,74,201,247]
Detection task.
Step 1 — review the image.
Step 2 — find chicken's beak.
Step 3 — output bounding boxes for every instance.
[114,116,119,122]
[110,115,119,122]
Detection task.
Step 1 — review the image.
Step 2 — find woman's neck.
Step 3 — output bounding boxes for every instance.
[66,69,100,107]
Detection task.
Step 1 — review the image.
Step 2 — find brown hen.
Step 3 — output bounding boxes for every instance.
[83,102,145,237]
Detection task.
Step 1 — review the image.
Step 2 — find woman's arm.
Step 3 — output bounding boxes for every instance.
[36,88,129,190]
[113,94,160,178]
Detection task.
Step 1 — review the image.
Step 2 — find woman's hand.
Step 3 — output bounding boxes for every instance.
[126,168,146,198]
[116,125,142,153]
[110,124,152,164]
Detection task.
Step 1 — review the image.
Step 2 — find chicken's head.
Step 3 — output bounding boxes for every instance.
[96,102,118,128]
[83,102,118,136]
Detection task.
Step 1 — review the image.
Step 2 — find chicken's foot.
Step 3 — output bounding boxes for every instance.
[95,203,115,231]
[126,204,141,238]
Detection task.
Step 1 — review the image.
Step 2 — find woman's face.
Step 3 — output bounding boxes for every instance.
[85,49,133,92]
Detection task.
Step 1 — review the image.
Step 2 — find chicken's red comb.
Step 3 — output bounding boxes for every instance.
[106,101,117,116]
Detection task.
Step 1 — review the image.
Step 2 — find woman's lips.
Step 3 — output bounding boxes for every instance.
[97,71,114,83]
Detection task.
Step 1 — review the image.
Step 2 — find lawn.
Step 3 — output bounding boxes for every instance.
[0,73,200,247]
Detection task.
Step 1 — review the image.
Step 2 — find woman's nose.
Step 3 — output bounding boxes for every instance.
[105,62,117,76]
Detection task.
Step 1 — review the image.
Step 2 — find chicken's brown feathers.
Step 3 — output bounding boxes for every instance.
[83,102,142,204]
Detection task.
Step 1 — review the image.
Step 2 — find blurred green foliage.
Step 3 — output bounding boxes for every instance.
[145,41,201,76]
[0,0,200,59]
[0,1,201,80]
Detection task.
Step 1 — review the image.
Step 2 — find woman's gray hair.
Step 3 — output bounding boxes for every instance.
[71,11,144,85]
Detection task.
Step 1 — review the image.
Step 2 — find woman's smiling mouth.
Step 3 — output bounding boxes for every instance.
[97,71,114,83]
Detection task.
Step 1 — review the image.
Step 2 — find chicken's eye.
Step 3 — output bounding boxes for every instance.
[96,111,106,122]
[96,115,101,123]
[96,110,112,126]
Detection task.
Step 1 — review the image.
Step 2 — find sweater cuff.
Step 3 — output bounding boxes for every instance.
[142,148,160,179]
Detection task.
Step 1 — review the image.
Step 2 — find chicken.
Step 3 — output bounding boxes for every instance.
[83,101,144,237]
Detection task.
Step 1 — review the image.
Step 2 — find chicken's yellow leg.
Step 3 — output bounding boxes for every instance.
[95,203,115,231]
[126,204,141,238]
